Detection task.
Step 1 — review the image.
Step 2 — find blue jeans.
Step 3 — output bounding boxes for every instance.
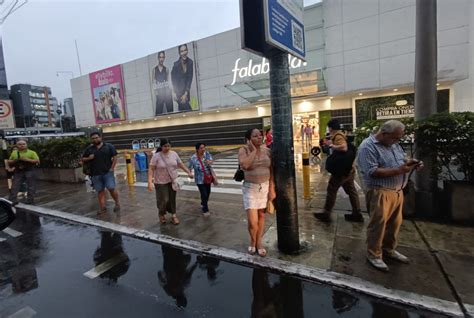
[91,171,116,192]
[197,183,211,212]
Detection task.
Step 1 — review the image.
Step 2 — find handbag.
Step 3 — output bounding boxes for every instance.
[198,156,214,185]
[233,164,244,182]
[159,152,181,191]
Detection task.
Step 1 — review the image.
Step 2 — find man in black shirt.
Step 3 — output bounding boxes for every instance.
[153,51,173,115]
[171,44,194,112]
[82,132,120,213]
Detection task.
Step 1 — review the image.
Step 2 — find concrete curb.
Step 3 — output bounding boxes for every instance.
[16,203,466,317]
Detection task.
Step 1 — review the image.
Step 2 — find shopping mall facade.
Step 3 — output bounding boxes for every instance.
[71,1,474,149]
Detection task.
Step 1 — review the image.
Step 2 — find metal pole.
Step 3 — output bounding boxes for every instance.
[269,49,300,253]
[75,39,83,76]
[414,0,437,216]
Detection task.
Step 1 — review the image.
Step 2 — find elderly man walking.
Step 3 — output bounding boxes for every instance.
[357,120,423,272]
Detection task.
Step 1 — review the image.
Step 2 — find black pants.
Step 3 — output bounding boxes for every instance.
[156,94,173,115]
[197,184,211,212]
[177,100,191,112]
[9,170,36,202]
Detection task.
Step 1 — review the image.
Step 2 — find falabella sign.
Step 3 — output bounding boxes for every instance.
[231,54,307,85]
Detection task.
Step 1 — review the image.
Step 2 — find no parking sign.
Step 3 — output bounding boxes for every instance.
[0,100,15,129]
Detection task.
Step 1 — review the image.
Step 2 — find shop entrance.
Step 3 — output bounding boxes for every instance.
[293,112,319,151]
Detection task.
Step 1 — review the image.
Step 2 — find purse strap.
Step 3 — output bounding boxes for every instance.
[197,155,209,178]
[159,152,177,181]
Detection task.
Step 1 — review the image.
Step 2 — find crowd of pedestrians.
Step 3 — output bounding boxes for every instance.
[4,118,423,271]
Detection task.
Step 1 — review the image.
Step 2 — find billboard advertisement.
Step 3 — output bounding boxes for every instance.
[0,100,15,129]
[148,42,200,116]
[89,65,126,124]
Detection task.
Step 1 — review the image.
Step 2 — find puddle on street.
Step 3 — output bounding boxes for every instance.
[0,212,448,317]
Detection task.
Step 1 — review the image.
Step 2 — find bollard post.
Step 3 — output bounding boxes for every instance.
[302,152,311,199]
[125,152,134,185]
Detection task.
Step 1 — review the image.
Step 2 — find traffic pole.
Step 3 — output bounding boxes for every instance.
[269,49,300,253]
[302,152,311,199]
[125,152,134,185]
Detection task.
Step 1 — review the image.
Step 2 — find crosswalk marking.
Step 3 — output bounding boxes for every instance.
[83,253,129,279]
[7,306,37,318]
[3,227,22,238]
[135,182,242,195]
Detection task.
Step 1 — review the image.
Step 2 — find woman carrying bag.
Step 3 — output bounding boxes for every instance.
[188,142,216,217]
[239,128,276,257]
[148,138,193,225]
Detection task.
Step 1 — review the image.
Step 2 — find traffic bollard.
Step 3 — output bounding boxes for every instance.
[302,152,311,199]
[125,152,135,185]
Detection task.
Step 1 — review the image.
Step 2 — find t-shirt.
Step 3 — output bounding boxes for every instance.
[9,149,39,161]
[82,143,118,176]
[150,150,182,184]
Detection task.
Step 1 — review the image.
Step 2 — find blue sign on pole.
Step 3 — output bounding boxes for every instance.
[263,0,306,60]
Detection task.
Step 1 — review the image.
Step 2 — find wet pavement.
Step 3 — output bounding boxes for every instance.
[0,212,448,317]
[1,147,473,316]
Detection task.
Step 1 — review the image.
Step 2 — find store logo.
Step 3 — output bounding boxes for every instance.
[231,56,307,85]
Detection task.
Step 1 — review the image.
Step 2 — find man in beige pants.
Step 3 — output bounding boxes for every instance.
[357,120,423,272]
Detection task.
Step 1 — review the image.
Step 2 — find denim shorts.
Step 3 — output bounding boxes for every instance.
[91,171,116,192]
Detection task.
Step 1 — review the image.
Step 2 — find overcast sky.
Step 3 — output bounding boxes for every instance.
[2,0,320,102]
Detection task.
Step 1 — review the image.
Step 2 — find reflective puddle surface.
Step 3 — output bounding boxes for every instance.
[0,212,448,317]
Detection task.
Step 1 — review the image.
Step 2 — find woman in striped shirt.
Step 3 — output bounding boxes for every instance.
[238,128,276,257]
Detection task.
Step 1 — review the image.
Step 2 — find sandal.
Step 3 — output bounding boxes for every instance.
[248,246,256,255]
[257,248,267,257]
[171,215,180,225]
[159,215,167,224]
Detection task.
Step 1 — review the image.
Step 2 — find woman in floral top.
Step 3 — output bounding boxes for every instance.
[188,143,214,217]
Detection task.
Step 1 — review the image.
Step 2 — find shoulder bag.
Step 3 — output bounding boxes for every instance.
[325,133,357,177]
[159,152,182,191]
[198,156,214,185]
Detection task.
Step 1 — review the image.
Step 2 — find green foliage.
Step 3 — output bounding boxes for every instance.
[354,117,415,147]
[354,112,474,183]
[28,137,89,169]
[416,112,474,183]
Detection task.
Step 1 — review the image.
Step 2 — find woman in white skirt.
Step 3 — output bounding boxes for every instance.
[239,128,276,257]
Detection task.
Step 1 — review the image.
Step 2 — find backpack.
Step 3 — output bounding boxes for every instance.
[325,133,357,176]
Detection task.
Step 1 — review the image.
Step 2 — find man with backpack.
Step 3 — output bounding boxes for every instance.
[314,119,363,223]
[7,139,40,205]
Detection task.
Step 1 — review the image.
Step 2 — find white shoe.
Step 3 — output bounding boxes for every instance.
[384,250,410,264]
[367,256,389,272]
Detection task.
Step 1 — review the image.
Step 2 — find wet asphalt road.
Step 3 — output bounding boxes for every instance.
[0,211,448,318]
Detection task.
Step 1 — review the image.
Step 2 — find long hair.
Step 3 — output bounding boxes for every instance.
[244,128,260,142]
[156,138,170,153]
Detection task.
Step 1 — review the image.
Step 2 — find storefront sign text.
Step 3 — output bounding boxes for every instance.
[376,105,415,120]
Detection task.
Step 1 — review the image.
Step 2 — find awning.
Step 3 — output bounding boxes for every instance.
[225,69,327,103]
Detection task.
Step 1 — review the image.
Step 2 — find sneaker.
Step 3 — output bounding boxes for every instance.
[384,250,410,264]
[313,212,331,223]
[113,205,121,212]
[344,213,364,223]
[203,212,210,218]
[99,207,107,214]
[367,256,389,272]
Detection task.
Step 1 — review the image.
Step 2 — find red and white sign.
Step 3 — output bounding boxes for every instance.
[0,100,15,129]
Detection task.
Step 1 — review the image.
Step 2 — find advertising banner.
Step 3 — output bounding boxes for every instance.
[89,65,126,124]
[0,100,15,129]
[148,42,200,116]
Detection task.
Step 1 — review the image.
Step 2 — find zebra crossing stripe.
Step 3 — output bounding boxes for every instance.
[7,306,37,318]
[83,253,129,279]
[3,227,22,238]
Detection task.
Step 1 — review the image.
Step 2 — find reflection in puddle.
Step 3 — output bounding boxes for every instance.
[0,216,447,317]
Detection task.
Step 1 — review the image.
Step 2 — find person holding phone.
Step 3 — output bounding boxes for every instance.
[357,120,424,272]
[238,128,276,257]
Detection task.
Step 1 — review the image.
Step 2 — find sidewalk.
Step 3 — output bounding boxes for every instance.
[2,149,473,316]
